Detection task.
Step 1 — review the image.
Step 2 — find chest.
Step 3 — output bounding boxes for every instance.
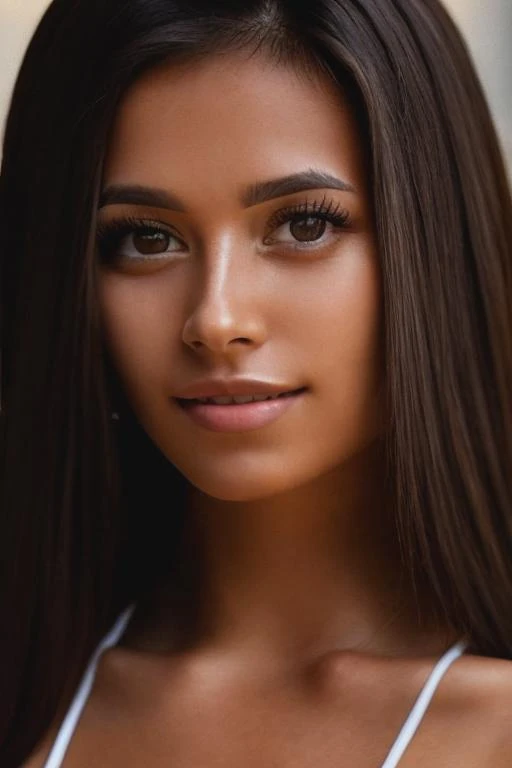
[56,673,497,768]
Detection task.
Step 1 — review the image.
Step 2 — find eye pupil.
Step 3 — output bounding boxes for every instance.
[290,217,326,243]
[133,231,169,254]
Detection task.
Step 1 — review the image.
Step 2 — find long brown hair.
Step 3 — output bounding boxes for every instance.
[1,0,511,764]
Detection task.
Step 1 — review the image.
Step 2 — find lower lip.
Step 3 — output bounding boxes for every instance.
[174,390,305,433]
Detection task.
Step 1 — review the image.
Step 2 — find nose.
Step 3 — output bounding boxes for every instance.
[181,238,267,358]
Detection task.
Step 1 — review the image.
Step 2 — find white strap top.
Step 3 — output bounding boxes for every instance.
[42,608,467,768]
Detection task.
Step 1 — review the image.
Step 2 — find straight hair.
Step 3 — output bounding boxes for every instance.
[1,0,511,764]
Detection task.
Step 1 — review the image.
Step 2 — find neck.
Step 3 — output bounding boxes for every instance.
[128,442,452,666]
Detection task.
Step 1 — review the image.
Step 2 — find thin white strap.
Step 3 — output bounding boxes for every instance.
[43,605,136,768]
[380,639,468,768]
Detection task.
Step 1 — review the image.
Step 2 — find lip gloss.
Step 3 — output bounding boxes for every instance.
[175,391,304,433]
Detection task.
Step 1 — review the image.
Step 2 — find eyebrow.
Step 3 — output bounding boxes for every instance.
[98,170,357,211]
[242,170,357,206]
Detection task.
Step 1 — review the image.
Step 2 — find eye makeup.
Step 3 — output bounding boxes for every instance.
[96,195,353,267]
[263,196,352,248]
[96,216,182,265]
[264,196,351,235]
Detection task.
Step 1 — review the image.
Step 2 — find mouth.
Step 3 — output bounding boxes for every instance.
[176,388,306,407]
[173,387,307,433]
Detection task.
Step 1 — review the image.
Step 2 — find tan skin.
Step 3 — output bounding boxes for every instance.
[27,52,512,767]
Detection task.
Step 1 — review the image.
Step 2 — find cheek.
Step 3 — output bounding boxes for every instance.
[272,242,383,381]
[282,250,384,447]
[317,254,382,383]
[98,273,179,409]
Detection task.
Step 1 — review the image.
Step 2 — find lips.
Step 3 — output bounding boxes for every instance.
[173,387,306,432]
[177,390,303,407]
[173,378,305,400]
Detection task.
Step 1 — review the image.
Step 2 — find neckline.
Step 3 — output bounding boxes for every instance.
[43,606,467,768]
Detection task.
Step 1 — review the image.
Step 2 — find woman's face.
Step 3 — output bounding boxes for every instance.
[98,53,384,501]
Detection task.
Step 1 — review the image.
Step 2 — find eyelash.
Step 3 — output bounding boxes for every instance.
[96,216,176,262]
[96,197,352,263]
[266,196,351,236]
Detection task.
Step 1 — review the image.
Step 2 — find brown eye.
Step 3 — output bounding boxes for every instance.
[132,231,171,255]
[289,217,327,243]
[264,200,351,250]
[97,219,186,267]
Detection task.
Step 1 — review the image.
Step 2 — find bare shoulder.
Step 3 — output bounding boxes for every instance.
[22,743,49,768]
[21,725,59,768]
[446,652,512,706]
[441,653,512,766]
[22,750,44,768]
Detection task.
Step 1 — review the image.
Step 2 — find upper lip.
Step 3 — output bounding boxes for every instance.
[174,378,304,399]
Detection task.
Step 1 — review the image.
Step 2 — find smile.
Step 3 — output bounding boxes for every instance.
[186,391,298,406]
[174,388,306,432]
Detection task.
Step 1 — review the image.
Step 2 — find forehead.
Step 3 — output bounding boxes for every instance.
[102,53,366,199]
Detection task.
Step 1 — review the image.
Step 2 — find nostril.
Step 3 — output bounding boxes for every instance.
[184,329,261,354]
[188,337,252,351]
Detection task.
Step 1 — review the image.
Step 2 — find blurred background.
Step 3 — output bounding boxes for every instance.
[0,0,511,174]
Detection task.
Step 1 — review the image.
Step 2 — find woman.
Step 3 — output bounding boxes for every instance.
[1,0,511,765]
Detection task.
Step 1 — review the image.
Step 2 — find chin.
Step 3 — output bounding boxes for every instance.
[175,465,294,502]
[163,449,308,502]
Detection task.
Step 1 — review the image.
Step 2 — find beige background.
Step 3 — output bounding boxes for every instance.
[0,0,511,172]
